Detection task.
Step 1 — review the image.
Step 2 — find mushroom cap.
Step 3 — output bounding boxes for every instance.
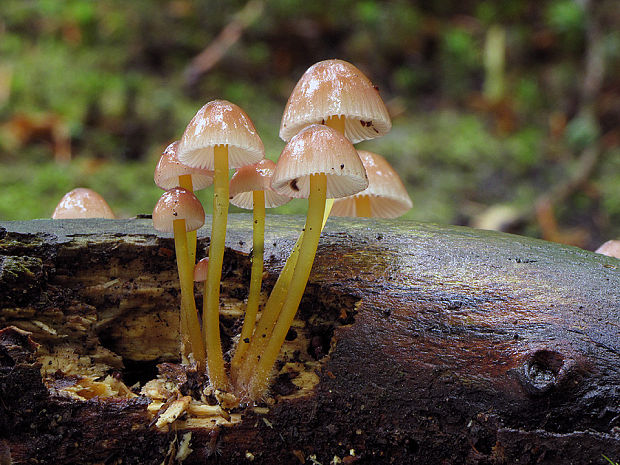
[279,59,391,143]
[271,124,368,199]
[154,141,214,191]
[177,100,264,170]
[331,151,412,218]
[229,159,291,210]
[595,240,620,259]
[152,187,205,233]
[194,257,209,282]
[52,188,115,219]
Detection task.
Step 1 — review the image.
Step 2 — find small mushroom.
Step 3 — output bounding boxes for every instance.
[177,100,264,389]
[240,124,367,399]
[154,140,214,261]
[52,188,115,219]
[331,151,412,218]
[153,187,206,369]
[227,159,291,376]
[280,59,391,143]
[595,240,620,259]
[194,257,210,284]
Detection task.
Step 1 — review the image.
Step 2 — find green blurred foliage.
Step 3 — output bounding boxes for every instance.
[0,0,618,249]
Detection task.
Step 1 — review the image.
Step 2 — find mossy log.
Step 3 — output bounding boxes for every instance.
[0,216,618,465]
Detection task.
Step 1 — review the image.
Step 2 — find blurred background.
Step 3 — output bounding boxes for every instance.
[0,0,618,249]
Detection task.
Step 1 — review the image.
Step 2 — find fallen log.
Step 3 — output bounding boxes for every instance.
[0,216,618,464]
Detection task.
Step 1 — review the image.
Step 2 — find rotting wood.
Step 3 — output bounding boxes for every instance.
[0,216,619,464]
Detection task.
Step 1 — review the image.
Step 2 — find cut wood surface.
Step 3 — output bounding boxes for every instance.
[0,216,618,464]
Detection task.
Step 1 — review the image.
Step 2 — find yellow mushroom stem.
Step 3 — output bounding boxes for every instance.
[230,190,265,372]
[178,174,197,265]
[355,195,372,217]
[246,173,327,399]
[203,144,229,389]
[234,116,343,390]
[233,198,333,388]
[173,218,206,369]
[177,174,196,361]
[326,114,345,134]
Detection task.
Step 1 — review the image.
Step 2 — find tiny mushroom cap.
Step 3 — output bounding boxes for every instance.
[154,141,214,190]
[271,124,368,199]
[280,59,391,143]
[177,100,264,170]
[194,257,210,282]
[229,159,291,210]
[332,151,413,218]
[595,240,620,259]
[152,187,205,233]
[52,188,115,219]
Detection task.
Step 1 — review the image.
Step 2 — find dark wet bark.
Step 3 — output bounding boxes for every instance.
[0,216,618,464]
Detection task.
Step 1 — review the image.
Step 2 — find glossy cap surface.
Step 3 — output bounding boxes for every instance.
[272,124,368,199]
[229,159,291,209]
[52,188,115,219]
[178,100,264,170]
[154,141,214,190]
[152,187,205,233]
[194,257,209,282]
[280,59,391,143]
[332,151,412,218]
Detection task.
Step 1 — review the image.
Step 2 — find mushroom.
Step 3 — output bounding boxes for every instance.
[177,100,264,389]
[595,240,620,259]
[194,257,210,284]
[52,188,115,219]
[236,61,392,394]
[239,124,368,399]
[154,140,214,266]
[152,187,206,369]
[280,59,391,142]
[331,151,412,218]
[227,159,291,375]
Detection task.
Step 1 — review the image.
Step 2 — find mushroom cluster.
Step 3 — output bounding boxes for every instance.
[147,59,412,401]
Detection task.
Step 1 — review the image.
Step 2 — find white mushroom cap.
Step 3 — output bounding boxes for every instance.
[52,188,115,219]
[595,240,620,259]
[154,141,214,191]
[194,257,209,282]
[280,59,391,143]
[152,187,205,233]
[177,100,264,170]
[271,124,368,199]
[332,151,412,218]
[229,159,291,210]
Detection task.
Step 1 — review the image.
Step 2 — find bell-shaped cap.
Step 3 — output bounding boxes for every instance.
[271,124,368,199]
[152,187,205,233]
[280,59,391,143]
[331,151,412,218]
[52,188,115,219]
[229,159,291,209]
[177,100,264,170]
[154,141,214,191]
[194,257,209,282]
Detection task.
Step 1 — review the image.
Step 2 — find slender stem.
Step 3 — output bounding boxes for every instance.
[326,115,345,134]
[178,174,197,265]
[177,174,196,361]
[236,114,342,393]
[231,190,265,375]
[235,198,334,389]
[355,195,372,217]
[204,145,229,389]
[246,174,326,399]
[173,218,206,369]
